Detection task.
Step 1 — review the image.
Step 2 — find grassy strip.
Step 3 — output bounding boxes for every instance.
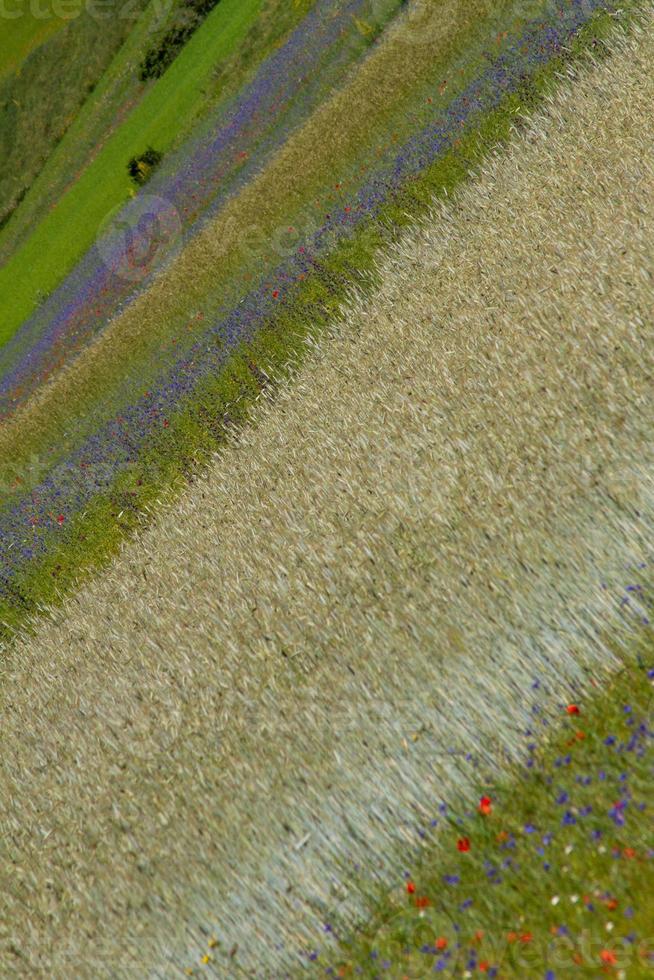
[0,0,269,338]
[0,0,175,259]
[0,0,320,269]
[0,0,643,645]
[0,0,156,227]
[0,0,155,228]
[319,653,654,978]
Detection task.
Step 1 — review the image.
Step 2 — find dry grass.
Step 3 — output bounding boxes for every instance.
[1,11,654,977]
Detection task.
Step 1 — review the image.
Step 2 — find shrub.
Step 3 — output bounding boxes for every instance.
[127,146,164,185]
[138,0,222,82]
[138,25,195,81]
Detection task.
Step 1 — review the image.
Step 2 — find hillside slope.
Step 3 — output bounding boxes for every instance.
[0,11,652,975]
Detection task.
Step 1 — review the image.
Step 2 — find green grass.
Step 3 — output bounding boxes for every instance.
[0,2,150,226]
[0,9,63,81]
[0,0,318,267]
[0,2,643,647]
[0,0,268,340]
[0,0,175,264]
[325,655,654,978]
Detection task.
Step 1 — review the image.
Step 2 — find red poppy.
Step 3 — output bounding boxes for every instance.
[479,962,490,972]
[520,932,533,944]
[272,290,279,299]
[566,704,580,715]
[623,848,636,859]
[478,796,492,815]
[435,938,447,951]
[457,837,471,852]
[406,881,415,895]
[415,896,430,909]
[600,950,617,965]
[56,514,65,526]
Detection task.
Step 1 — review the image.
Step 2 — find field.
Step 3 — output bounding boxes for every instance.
[0,8,652,974]
[337,658,654,977]
[0,0,153,227]
[0,0,634,641]
[0,0,269,337]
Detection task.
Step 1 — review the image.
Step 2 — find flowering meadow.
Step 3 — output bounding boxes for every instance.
[312,657,654,979]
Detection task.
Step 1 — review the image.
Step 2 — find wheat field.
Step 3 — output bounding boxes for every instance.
[1,11,653,977]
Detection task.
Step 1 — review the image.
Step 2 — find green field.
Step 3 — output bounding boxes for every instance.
[0,0,266,341]
[0,0,318,270]
[0,0,159,228]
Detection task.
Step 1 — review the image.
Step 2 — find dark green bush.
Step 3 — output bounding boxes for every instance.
[127,146,164,185]
[138,0,223,81]
[138,25,195,81]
